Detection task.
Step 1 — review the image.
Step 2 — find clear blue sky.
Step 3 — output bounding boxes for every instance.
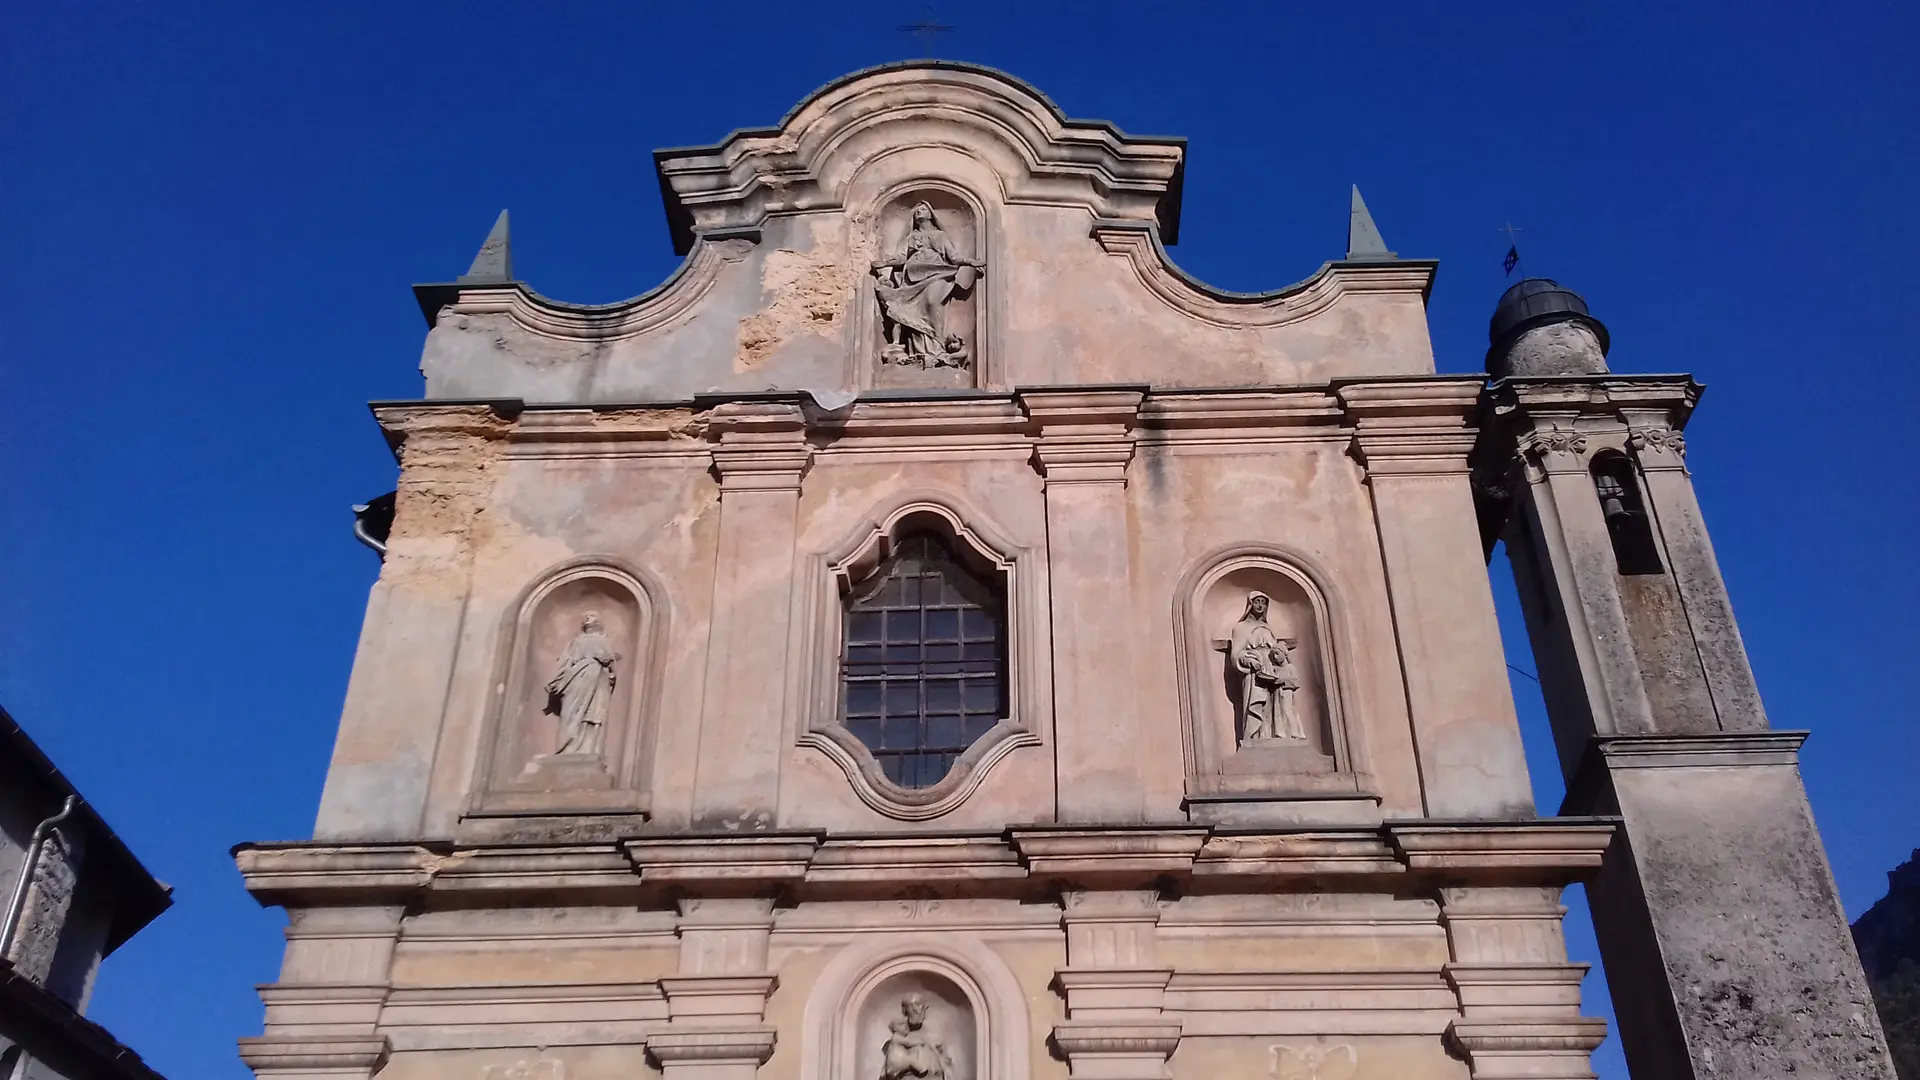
[3,4,1914,1078]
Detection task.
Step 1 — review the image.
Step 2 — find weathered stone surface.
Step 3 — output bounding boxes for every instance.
[244,62,1618,1080]
[1573,737,1894,1079]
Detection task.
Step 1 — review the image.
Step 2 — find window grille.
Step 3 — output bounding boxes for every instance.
[840,532,1007,789]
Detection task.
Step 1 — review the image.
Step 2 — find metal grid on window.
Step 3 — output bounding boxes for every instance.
[840,532,1007,789]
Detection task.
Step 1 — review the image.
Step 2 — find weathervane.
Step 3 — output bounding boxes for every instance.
[1499,222,1525,278]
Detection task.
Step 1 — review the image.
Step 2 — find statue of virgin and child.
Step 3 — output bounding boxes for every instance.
[872,201,983,370]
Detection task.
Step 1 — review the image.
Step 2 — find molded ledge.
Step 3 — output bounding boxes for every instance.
[237,1034,391,1075]
[1092,220,1435,329]
[1560,731,1811,816]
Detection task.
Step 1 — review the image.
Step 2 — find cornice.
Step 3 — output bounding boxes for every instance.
[1093,221,1437,330]
[234,819,1618,908]
[654,64,1186,255]
[413,234,754,333]
[364,380,1508,462]
[1482,375,1704,427]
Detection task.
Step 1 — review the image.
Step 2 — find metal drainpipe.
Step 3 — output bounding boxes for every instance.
[0,794,80,963]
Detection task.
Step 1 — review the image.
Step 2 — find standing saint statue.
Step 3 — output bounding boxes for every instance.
[872,202,982,369]
[1230,592,1306,743]
[880,995,954,1080]
[544,611,619,757]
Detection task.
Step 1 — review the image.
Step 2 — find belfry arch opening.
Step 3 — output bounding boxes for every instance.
[1591,452,1664,576]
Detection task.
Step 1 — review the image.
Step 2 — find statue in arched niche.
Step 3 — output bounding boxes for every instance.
[543,611,620,757]
[872,202,982,370]
[1230,592,1305,743]
[880,994,955,1080]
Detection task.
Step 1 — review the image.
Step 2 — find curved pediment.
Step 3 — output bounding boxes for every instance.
[653,61,1187,255]
[415,62,1439,404]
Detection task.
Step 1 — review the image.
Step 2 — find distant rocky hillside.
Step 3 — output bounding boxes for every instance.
[1855,849,1920,1080]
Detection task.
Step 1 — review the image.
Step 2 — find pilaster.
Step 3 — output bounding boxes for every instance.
[1438,887,1606,1080]
[1339,379,1533,818]
[316,404,513,841]
[650,898,780,1080]
[238,905,403,1080]
[1501,413,1657,773]
[1051,890,1181,1080]
[1020,389,1148,823]
[691,401,812,829]
[1621,413,1766,731]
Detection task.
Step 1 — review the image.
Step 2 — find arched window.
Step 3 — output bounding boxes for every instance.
[840,531,1007,789]
[1592,453,1664,576]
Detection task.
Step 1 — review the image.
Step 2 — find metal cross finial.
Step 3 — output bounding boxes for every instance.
[1498,222,1524,245]
[898,6,955,54]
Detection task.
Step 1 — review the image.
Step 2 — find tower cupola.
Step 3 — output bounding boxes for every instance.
[1486,277,1610,377]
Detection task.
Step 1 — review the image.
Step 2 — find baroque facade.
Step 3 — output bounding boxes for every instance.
[236,64,1893,1080]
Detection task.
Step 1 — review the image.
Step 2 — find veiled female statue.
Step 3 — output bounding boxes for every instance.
[872,202,982,369]
[880,995,954,1080]
[544,611,620,756]
[1230,592,1306,742]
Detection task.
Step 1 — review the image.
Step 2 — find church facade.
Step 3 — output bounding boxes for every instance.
[235,64,1893,1080]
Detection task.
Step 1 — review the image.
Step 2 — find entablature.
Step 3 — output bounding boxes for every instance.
[233,819,1614,910]
[369,378,1507,467]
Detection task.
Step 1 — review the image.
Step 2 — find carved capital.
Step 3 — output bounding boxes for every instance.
[706,401,812,491]
[1516,428,1589,474]
[1022,388,1144,486]
[1031,437,1135,485]
[1336,379,1481,477]
[1445,1019,1608,1056]
[646,1028,778,1067]
[1627,425,1689,473]
[1051,1021,1182,1080]
[238,1034,391,1076]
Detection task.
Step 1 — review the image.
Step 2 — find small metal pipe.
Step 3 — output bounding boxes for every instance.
[0,794,79,963]
[351,510,388,556]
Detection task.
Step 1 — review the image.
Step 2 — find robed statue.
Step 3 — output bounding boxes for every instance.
[544,611,619,756]
[1230,592,1306,743]
[873,202,982,369]
[880,995,954,1080]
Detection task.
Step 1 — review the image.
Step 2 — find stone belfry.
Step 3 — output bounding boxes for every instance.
[1474,280,1896,1077]
[230,61,1882,1080]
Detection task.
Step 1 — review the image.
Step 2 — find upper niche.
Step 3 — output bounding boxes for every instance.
[866,189,984,390]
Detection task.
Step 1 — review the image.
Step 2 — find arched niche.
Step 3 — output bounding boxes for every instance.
[792,493,1046,821]
[803,936,1029,1080]
[1172,544,1366,796]
[860,181,989,392]
[468,558,667,817]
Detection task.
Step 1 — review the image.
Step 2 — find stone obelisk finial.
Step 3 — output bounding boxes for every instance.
[458,210,514,284]
[1345,186,1396,261]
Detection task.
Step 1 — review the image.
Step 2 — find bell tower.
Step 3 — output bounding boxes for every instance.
[1473,279,1897,1079]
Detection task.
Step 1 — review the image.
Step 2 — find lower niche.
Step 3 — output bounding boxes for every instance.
[1203,565,1335,774]
[858,973,976,1080]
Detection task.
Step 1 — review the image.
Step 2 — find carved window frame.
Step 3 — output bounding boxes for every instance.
[467,556,670,818]
[795,495,1044,820]
[1171,542,1372,796]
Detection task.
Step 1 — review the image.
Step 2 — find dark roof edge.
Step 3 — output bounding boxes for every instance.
[0,707,173,954]
[0,963,169,1080]
[651,60,1189,161]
